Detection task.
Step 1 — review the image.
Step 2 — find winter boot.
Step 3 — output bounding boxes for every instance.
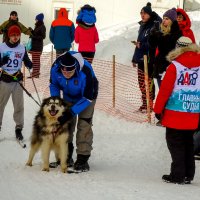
[162,174,184,184]
[184,177,193,184]
[15,128,24,141]
[74,154,90,172]
[67,142,74,167]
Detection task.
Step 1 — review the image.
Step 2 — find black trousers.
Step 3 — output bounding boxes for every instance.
[80,52,95,64]
[166,128,195,181]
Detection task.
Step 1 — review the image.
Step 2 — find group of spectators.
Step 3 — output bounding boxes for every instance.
[1,2,200,182]
[132,2,200,185]
[0,5,99,78]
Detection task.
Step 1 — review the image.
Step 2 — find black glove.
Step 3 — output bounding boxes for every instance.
[58,110,74,125]
[155,113,161,120]
[150,21,160,35]
[1,55,9,66]
[154,21,160,31]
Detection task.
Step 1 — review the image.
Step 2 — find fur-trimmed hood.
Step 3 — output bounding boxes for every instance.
[167,44,200,67]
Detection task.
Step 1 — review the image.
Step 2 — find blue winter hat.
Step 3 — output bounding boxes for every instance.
[35,13,44,21]
[82,10,96,24]
[76,5,96,24]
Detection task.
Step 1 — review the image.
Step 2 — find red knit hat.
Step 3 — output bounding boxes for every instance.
[8,25,21,37]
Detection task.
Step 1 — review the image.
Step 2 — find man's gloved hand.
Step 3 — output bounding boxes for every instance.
[1,55,9,66]
[155,113,161,120]
[58,109,74,125]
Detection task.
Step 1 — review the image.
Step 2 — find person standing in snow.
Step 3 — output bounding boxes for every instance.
[149,8,182,88]
[49,8,75,58]
[0,11,32,43]
[28,13,46,78]
[0,25,32,140]
[176,8,195,43]
[75,4,99,63]
[49,51,98,172]
[154,36,200,184]
[132,2,161,112]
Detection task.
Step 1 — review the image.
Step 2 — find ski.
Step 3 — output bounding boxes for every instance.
[17,139,27,148]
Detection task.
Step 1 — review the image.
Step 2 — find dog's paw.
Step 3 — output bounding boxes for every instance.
[61,167,67,173]
[26,162,33,167]
[42,167,50,172]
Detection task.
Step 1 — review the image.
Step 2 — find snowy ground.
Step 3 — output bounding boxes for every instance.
[1,9,200,200]
[0,97,200,200]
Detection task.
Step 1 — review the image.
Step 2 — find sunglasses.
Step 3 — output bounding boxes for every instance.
[61,67,75,73]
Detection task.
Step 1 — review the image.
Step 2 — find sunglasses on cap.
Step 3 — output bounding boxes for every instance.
[61,66,76,72]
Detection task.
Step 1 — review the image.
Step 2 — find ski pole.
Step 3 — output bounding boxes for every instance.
[28,69,42,105]
[17,80,41,106]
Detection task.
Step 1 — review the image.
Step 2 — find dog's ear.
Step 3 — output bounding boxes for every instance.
[41,97,50,107]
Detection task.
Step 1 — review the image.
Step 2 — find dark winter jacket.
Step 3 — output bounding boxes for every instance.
[132,11,161,73]
[0,18,32,42]
[149,21,182,78]
[49,8,75,50]
[30,21,46,52]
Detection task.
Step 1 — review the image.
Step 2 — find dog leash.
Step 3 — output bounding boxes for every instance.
[17,80,41,106]
[28,69,42,105]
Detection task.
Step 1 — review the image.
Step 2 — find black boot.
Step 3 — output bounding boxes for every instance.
[74,154,90,172]
[15,128,24,141]
[184,177,193,184]
[67,142,74,167]
[162,174,184,184]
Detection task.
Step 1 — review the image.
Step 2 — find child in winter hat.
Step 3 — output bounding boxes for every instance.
[163,8,177,22]
[76,4,96,25]
[141,2,152,16]
[35,13,44,22]
[8,25,21,37]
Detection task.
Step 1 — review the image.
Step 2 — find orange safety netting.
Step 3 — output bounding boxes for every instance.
[23,51,155,124]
